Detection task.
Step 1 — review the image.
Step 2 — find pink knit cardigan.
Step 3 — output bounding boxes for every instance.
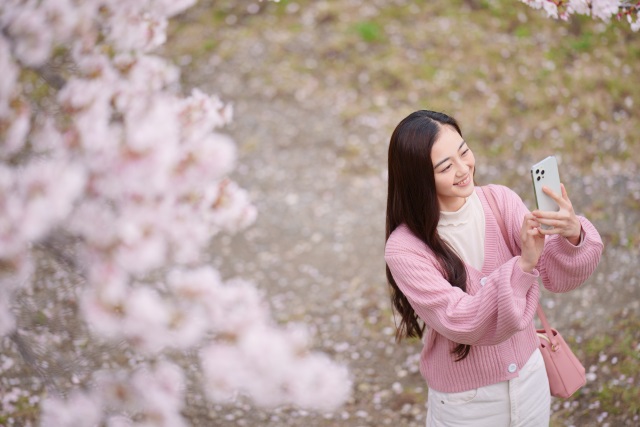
[384,185,603,393]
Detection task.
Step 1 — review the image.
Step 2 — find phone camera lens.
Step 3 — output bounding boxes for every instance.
[536,169,540,174]
[541,170,545,175]
[537,177,541,181]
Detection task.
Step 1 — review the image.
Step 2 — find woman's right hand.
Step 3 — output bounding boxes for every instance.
[519,212,545,272]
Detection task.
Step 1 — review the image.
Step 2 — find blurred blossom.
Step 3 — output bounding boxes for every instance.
[567,0,591,15]
[0,161,85,258]
[289,354,352,411]
[0,0,350,421]
[166,303,209,348]
[106,416,134,427]
[58,77,115,115]
[520,0,557,17]
[200,344,244,402]
[92,148,172,200]
[207,279,269,334]
[0,298,16,335]
[69,200,119,249]
[75,52,117,80]
[128,361,187,426]
[629,12,640,32]
[114,221,168,274]
[125,96,180,153]
[0,250,33,292]
[176,133,237,187]
[200,324,351,411]
[138,361,186,407]
[4,4,53,66]
[16,160,86,240]
[178,89,234,143]
[0,35,19,116]
[0,166,20,256]
[119,54,181,92]
[591,0,620,21]
[95,361,186,427]
[522,0,639,30]
[81,289,126,340]
[106,10,168,53]
[164,203,213,263]
[210,180,258,233]
[94,369,139,412]
[155,0,198,17]
[167,266,223,300]
[30,117,65,154]
[542,1,559,19]
[40,0,79,41]
[80,260,129,339]
[0,100,30,158]
[58,77,117,155]
[122,287,171,352]
[40,390,102,427]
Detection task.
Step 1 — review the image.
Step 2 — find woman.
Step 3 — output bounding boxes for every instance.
[384,110,603,426]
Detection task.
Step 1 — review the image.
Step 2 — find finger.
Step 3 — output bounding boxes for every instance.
[541,185,563,204]
[524,227,538,236]
[526,218,541,228]
[533,217,553,228]
[528,228,546,239]
[532,212,564,224]
[532,210,564,221]
[537,225,562,236]
[560,183,570,202]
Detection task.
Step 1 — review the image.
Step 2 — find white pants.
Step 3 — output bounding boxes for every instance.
[426,349,550,427]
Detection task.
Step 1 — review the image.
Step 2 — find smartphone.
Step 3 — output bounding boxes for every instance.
[531,156,562,230]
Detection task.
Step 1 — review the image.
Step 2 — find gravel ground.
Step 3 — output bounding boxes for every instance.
[189,90,640,427]
[170,2,640,426]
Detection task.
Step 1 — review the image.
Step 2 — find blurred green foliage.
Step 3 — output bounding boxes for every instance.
[353,21,383,43]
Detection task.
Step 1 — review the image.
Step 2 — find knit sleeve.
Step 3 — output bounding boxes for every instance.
[536,216,603,293]
[491,184,604,294]
[385,228,540,346]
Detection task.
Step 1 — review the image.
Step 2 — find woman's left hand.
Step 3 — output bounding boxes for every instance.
[532,183,582,245]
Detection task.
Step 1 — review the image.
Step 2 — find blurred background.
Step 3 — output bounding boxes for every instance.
[164,1,639,425]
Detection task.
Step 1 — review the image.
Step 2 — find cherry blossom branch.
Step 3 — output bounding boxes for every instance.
[520,0,640,29]
[1,1,351,425]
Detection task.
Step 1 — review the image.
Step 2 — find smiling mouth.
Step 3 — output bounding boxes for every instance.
[454,175,471,186]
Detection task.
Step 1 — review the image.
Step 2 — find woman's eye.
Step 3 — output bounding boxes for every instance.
[442,164,452,172]
[461,148,470,156]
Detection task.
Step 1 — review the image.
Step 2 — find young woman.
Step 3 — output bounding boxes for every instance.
[384,110,603,426]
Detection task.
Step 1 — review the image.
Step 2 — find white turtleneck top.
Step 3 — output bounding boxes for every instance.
[437,191,485,270]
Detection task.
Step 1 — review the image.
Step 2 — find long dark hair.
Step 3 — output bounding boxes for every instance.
[385,110,471,361]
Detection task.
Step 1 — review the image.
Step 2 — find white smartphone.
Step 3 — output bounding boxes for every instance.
[531,156,562,230]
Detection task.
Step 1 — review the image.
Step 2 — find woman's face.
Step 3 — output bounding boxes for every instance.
[430,125,476,212]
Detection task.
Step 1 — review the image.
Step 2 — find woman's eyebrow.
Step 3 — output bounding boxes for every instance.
[433,140,466,169]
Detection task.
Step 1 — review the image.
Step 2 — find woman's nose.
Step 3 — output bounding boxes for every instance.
[454,160,469,175]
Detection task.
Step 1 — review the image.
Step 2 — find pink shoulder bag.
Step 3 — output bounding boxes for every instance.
[481,186,586,398]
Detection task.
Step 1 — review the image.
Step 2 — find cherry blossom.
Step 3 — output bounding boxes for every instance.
[521,0,640,29]
[0,0,351,424]
[40,391,102,427]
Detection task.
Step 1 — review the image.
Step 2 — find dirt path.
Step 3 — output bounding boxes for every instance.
[166,1,640,425]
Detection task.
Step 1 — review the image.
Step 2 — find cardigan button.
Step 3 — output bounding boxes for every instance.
[480,277,487,286]
[508,363,517,373]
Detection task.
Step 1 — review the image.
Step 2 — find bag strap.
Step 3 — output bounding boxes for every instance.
[479,186,557,346]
